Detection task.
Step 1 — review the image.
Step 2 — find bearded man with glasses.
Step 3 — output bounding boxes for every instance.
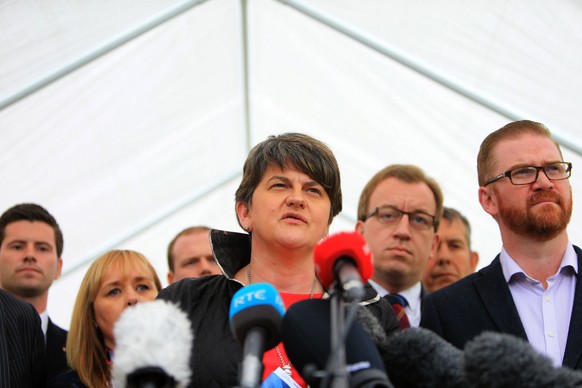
[421,120,582,371]
[356,164,443,328]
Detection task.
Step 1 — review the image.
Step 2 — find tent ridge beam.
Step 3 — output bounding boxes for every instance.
[277,0,582,156]
[59,168,242,278]
[0,0,209,111]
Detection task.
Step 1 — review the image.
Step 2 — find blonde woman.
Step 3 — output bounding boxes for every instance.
[49,250,162,387]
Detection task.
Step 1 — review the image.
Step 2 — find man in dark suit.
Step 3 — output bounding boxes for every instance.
[0,204,69,382]
[0,288,46,387]
[421,120,582,370]
[356,164,443,327]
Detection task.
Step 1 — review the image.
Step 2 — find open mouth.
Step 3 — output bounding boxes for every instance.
[283,213,307,223]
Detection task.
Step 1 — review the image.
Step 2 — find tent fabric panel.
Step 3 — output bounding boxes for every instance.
[0,0,208,105]
[281,0,582,146]
[1,0,247,272]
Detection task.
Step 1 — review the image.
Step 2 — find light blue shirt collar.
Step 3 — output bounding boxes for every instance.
[500,242,578,284]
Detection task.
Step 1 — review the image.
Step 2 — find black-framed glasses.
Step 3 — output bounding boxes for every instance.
[365,205,436,231]
[484,162,572,186]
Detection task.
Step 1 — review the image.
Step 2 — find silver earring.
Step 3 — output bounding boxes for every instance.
[244,225,250,231]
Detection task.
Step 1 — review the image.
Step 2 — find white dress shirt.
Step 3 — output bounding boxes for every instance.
[500,243,578,367]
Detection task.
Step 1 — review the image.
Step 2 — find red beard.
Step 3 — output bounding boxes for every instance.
[497,188,572,242]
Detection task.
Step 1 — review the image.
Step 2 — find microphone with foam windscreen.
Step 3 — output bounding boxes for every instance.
[229,283,286,388]
[463,331,582,388]
[314,231,373,301]
[282,299,393,388]
[112,300,193,388]
[380,327,464,388]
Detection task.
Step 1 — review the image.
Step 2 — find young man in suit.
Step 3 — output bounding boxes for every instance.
[0,288,46,387]
[421,120,582,370]
[0,203,68,382]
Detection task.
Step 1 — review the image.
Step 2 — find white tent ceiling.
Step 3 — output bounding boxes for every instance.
[1,0,581,329]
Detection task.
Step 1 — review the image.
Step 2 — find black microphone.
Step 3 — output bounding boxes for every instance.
[229,283,285,388]
[381,328,464,388]
[112,300,193,388]
[354,307,390,347]
[281,299,393,388]
[464,331,582,388]
[314,231,373,301]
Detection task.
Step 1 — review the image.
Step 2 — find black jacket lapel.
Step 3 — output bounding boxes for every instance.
[474,256,528,340]
[563,246,582,369]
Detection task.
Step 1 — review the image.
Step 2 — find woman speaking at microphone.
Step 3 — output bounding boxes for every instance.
[157,132,398,387]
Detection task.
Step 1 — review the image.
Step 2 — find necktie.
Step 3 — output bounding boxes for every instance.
[385,293,411,329]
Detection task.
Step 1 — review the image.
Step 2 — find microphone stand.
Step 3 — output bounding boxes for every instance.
[326,285,349,388]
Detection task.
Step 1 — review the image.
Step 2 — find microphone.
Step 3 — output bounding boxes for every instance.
[281,299,393,388]
[380,328,464,388]
[112,300,193,388]
[314,231,373,301]
[463,331,582,388]
[354,307,388,349]
[229,283,286,388]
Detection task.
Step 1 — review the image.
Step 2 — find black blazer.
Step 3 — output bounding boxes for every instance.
[46,319,69,383]
[420,245,582,370]
[0,288,46,387]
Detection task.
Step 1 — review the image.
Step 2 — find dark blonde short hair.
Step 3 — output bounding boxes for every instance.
[167,226,211,272]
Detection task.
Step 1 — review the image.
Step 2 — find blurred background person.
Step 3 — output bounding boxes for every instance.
[166,225,221,284]
[422,206,479,292]
[0,203,68,383]
[49,250,162,387]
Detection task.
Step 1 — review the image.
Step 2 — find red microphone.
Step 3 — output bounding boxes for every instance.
[314,231,373,301]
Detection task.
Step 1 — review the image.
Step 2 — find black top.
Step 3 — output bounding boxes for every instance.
[157,229,399,387]
[48,369,87,388]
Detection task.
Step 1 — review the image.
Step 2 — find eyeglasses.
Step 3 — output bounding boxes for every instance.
[365,205,436,231]
[484,162,572,186]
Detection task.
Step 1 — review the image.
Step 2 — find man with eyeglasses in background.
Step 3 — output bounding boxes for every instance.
[421,120,582,370]
[356,164,443,328]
